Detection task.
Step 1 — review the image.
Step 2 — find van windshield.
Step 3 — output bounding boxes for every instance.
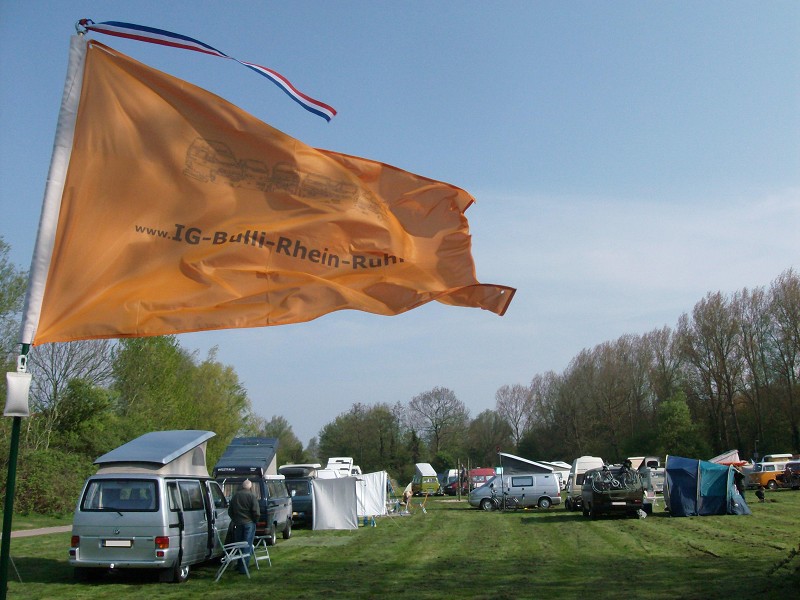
[81,479,157,512]
[286,480,310,496]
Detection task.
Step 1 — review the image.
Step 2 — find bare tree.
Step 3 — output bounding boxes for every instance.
[769,269,800,450]
[643,326,682,406]
[465,409,512,466]
[677,292,744,452]
[733,286,773,445]
[495,384,532,449]
[408,386,469,455]
[25,340,114,449]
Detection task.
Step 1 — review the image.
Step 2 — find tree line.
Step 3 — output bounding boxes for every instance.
[1,236,798,512]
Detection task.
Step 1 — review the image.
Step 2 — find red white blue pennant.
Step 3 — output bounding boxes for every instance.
[77,19,337,122]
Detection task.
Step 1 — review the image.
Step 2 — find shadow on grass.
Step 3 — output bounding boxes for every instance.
[514,508,674,524]
[10,555,230,586]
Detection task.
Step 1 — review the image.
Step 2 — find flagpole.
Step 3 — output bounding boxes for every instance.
[1,345,29,600]
[0,418,22,599]
[2,30,87,597]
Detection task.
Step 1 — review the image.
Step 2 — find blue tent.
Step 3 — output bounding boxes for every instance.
[664,455,751,517]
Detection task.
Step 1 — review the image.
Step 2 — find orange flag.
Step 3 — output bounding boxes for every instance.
[25,40,514,344]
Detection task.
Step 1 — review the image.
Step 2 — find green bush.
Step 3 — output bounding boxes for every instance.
[5,448,95,515]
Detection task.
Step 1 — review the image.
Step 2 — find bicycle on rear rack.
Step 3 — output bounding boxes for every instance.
[480,484,521,511]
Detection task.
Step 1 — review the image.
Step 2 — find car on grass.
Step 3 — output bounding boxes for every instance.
[468,473,561,510]
[580,465,646,519]
[443,480,468,496]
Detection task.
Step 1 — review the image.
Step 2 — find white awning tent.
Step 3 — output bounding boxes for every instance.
[311,471,389,529]
[356,471,388,517]
[311,477,358,530]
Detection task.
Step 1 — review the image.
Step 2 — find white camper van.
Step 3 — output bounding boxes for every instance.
[564,456,604,511]
[69,430,230,583]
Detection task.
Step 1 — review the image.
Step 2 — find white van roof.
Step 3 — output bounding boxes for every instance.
[415,463,437,477]
[760,454,793,462]
[94,430,214,477]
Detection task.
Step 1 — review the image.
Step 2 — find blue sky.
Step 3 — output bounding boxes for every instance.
[1,2,798,445]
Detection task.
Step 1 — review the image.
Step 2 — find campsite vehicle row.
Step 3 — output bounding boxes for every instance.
[69,431,392,583]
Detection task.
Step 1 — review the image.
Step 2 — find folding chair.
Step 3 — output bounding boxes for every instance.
[252,533,272,567]
[214,526,253,582]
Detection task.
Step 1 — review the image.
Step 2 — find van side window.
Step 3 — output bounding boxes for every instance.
[178,481,205,511]
[168,482,180,512]
[511,476,534,487]
[209,481,228,509]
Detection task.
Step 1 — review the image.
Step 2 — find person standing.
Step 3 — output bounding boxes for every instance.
[228,479,260,574]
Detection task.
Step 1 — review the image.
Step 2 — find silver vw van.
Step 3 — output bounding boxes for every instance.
[69,430,231,583]
[468,472,561,510]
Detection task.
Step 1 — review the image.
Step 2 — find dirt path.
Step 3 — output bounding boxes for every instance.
[10,525,71,538]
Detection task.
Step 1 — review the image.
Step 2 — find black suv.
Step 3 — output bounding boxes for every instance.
[581,466,646,519]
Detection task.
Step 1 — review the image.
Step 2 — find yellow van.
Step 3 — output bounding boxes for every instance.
[411,463,440,496]
[747,454,794,490]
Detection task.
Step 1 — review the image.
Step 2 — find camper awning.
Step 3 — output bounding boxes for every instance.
[498,452,554,474]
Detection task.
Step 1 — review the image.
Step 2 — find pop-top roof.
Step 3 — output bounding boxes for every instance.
[95,430,215,466]
[93,430,215,477]
[213,437,279,477]
[415,463,437,477]
[498,452,555,474]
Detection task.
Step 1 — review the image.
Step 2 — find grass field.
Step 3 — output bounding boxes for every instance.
[4,490,799,599]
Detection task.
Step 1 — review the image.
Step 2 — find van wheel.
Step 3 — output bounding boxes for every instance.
[767,480,778,490]
[265,523,277,546]
[480,499,494,511]
[538,497,552,510]
[282,519,292,540]
[160,562,189,583]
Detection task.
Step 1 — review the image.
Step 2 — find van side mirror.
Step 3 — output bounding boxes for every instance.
[291,490,296,497]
